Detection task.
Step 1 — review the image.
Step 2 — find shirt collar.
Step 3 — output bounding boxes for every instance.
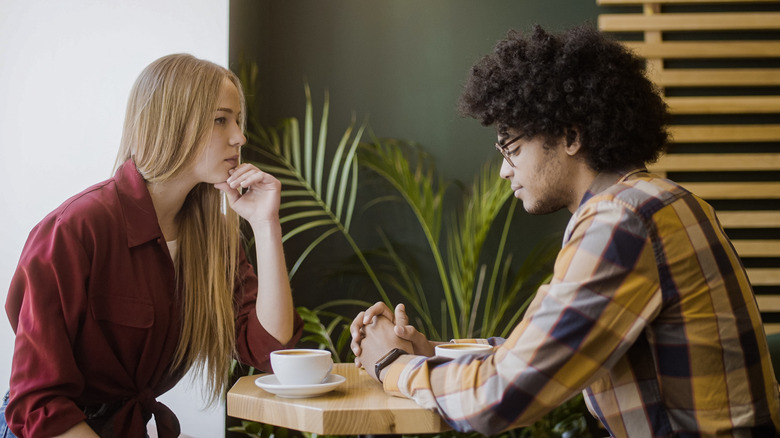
[115,159,163,247]
[578,168,647,208]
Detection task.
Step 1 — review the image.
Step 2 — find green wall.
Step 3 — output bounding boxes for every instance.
[230,0,603,180]
[229,0,604,311]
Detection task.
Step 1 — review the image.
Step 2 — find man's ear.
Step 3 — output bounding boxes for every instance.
[564,127,582,157]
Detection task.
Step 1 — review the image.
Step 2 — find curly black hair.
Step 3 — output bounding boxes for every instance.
[458,25,669,172]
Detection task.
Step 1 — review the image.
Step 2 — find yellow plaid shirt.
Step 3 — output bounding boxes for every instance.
[382,170,780,436]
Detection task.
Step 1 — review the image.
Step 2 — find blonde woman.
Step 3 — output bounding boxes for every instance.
[2,54,303,438]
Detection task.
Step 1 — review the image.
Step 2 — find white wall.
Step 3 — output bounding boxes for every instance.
[0,1,229,436]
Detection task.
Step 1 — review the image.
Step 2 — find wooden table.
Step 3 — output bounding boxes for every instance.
[227,363,451,435]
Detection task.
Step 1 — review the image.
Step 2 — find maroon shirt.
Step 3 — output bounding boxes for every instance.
[5,160,303,437]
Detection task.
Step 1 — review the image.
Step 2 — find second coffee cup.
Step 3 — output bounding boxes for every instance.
[435,343,493,359]
[270,349,333,385]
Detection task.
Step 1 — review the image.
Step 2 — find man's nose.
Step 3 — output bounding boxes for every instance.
[499,159,513,179]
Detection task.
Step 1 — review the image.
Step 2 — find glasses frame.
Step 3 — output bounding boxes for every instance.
[495,134,523,168]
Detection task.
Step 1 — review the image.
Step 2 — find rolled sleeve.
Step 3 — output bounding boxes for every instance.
[382,354,425,397]
[6,219,90,436]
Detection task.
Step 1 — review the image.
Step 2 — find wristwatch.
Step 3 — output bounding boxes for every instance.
[374,348,408,382]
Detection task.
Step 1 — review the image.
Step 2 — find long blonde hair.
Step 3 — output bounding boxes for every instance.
[115,54,246,404]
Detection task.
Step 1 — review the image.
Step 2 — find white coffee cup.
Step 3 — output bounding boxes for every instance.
[270,349,333,385]
[435,343,493,359]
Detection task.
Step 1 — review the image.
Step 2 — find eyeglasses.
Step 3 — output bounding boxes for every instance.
[495,134,523,168]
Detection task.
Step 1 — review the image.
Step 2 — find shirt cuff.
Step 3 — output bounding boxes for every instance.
[382,354,425,397]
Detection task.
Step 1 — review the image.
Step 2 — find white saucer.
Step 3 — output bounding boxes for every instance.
[254,373,346,398]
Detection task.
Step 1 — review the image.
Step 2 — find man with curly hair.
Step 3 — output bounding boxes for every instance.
[351,25,780,436]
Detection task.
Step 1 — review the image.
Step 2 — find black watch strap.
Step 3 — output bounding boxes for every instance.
[374,348,408,382]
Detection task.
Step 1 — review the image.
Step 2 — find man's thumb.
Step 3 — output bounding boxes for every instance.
[395,303,409,326]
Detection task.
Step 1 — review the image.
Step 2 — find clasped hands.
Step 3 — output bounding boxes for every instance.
[350,302,438,382]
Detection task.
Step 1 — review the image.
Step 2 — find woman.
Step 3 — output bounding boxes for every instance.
[2,54,303,437]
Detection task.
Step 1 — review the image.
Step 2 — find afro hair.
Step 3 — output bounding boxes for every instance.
[459,25,669,172]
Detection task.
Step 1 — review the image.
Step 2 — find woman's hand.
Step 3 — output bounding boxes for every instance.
[214,163,280,226]
[216,163,294,343]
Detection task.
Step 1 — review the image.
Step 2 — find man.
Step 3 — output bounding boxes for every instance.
[350,25,780,436]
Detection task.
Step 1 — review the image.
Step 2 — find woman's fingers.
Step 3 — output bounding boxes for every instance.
[214,181,240,203]
[226,164,274,191]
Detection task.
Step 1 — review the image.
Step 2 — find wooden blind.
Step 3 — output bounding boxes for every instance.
[598,0,780,333]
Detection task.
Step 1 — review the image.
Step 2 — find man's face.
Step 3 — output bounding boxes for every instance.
[497,131,576,215]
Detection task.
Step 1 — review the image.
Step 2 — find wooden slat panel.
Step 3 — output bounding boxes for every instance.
[598,0,780,333]
[599,0,780,4]
[655,69,780,86]
[678,182,780,198]
[599,12,780,32]
[649,153,780,171]
[764,323,780,336]
[748,268,780,286]
[665,97,780,114]
[625,41,780,59]
[717,211,780,228]
[669,125,780,142]
[643,4,665,78]
[597,0,780,333]
[757,295,780,312]
[733,240,780,257]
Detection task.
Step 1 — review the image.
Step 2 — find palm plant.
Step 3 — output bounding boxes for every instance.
[239,59,559,343]
[231,61,591,438]
[358,141,561,340]
[238,62,391,310]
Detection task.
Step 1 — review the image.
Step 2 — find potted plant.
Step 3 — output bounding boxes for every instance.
[227,61,597,437]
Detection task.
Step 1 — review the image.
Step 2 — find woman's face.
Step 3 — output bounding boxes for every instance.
[191,78,246,185]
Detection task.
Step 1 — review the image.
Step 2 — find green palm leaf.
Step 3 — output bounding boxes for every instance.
[240,79,390,304]
[445,161,513,338]
[358,139,457,335]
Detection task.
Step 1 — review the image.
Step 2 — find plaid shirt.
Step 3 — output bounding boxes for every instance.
[382,170,780,436]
